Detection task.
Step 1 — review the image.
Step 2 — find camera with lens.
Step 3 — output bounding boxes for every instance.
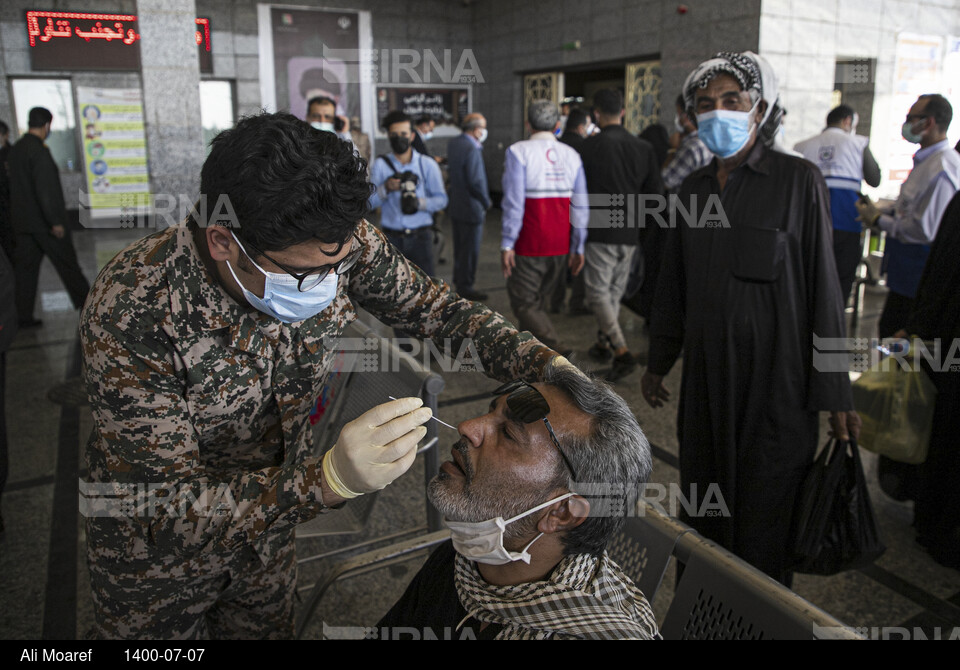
[392,170,420,215]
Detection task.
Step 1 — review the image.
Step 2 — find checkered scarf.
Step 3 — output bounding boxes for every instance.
[682,50,784,148]
[454,551,660,640]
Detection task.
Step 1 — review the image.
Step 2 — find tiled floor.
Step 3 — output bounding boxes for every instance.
[2,213,959,640]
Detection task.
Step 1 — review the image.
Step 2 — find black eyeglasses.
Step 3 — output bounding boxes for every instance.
[239,233,364,291]
[492,379,579,482]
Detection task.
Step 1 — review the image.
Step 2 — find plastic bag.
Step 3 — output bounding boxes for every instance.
[792,439,886,575]
[852,359,937,464]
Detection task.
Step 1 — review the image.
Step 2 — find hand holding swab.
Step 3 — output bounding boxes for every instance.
[388,395,458,432]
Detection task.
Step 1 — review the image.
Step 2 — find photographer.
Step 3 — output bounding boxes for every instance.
[369,110,448,277]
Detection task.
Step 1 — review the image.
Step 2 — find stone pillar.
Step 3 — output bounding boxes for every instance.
[137,0,204,218]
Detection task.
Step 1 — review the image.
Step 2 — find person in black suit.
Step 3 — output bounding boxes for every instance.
[446,113,491,300]
[8,107,89,327]
[0,120,12,258]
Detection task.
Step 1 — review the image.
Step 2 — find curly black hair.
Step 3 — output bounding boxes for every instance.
[200,111,372,252]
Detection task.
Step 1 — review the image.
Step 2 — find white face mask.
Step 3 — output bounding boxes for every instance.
[585,122,598,136]
[445,492,575,565]
[311,121,336,133]
[477,128,488,143]
[225,232,339,323]
[674,115,686,134]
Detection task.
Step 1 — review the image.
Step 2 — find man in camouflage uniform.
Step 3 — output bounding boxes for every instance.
[81,113,562,640]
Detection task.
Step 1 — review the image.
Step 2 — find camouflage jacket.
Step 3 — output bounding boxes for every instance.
[81,218,555,569]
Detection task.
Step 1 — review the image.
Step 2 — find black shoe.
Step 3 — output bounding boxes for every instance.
[606,352,639,382]
[459,289,489,301]
[18,318,42,328]
[588,343,613,362]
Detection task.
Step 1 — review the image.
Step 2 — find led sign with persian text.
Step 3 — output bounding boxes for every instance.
[26,11,212,73]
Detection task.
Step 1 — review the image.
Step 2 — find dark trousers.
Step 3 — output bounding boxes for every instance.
[451,218,483,292]
[833,229,863,307]
[383,227,435,278]
[13,231,90,321]
[506,255,566,350]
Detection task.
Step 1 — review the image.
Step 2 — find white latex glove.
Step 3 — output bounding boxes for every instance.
[322,397,432,498]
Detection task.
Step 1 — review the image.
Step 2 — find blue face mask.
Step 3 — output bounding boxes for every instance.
[225,233,339,323]
[696,100,759,158]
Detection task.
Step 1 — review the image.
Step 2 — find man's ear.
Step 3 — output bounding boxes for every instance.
[537,495,590,535]
[206,225,235,262]
[755,99,768,124]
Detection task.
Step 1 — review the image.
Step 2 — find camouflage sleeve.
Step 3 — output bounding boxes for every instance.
[80,294,330,561]
[348,219,557,382]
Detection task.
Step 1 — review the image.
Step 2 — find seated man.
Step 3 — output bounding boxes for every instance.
[377,366,658,640]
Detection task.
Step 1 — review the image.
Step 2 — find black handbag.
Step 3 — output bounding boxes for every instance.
[791,438,886,575]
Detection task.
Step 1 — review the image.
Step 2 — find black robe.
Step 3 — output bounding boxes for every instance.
[648,141,853,583]
[905,190,960,568]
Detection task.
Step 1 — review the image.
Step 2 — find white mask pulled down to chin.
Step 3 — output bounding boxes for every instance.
[444,492,576,565]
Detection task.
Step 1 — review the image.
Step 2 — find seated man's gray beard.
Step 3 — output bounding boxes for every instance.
[427,439,565,544]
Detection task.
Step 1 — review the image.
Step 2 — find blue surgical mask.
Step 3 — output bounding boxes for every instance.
[311,121,336,133]
[421,131,433,141]
[901,120,924,144]
[225,232,339,323]
[696,100,759,158]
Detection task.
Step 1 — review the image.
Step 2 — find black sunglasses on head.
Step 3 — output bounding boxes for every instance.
[492,379,578,482]
[240,233,364,292]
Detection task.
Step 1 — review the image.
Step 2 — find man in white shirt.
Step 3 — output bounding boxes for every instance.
[856,94,960,338]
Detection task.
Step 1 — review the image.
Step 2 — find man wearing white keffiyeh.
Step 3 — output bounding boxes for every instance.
[376,365,658,640]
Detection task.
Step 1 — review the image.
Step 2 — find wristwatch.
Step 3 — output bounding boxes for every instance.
[500,245,513,252]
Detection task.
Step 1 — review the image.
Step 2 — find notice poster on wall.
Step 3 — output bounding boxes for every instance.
[76,87,151,220]
[375,86,471,137]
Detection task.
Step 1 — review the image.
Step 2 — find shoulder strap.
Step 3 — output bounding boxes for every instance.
[378,153,400,173]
